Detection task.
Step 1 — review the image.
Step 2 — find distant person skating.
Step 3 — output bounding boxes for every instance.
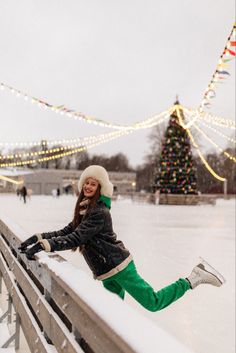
[16,188,21,198]
[57,188,60,197]
[52,189,57,198]
[19,165,225,312]
[21,186,27,204]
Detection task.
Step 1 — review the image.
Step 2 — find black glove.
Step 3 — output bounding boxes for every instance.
[25,242,44,260]
[18,235,38,252]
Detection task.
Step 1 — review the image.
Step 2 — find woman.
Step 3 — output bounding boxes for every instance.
[19,165,224,312]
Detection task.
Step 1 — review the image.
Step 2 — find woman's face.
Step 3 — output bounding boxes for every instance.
[83,177,99,198]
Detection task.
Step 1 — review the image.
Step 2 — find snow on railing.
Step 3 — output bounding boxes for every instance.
[0,216,193,353]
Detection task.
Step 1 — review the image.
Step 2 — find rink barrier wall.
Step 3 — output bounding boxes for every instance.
[0,217,193,353]
[158,194,217,205]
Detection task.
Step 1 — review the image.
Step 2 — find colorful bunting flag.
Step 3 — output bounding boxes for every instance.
[200,24,236,111]
[223,48,236,56]
[216,70,230,75]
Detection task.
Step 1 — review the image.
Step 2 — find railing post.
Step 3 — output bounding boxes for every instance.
[73,326,82,345]
[223,179,227,199]
[14,312,21,350]
[0,293,13,324]
[1,312,21,349]
[43,289,53,345]
[7,293,12,324]
[0,271,2,293]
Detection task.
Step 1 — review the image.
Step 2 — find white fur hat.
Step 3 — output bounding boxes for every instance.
[78,165,113,198]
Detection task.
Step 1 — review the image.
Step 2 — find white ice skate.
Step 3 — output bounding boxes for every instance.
[187,257,226,289]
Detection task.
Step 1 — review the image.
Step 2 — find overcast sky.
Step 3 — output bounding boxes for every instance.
[0,1,235,167]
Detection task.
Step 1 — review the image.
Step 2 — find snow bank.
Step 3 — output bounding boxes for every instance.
[39,255,193,353]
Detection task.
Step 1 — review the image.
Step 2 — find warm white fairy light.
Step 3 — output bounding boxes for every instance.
[0,111,170,167]
[0,175,23,185]
[0,132,117,147]
[0,130,129,161]
[183,107,235,130]
[0,129,132,168]
[181,108,236,160]
[0,107,171,149]
[197,119,236,144]
[186,128,226,182]
[175,105,227,180]
[0,82,122,129]
[192,123,236,163]
[0,81,172,131]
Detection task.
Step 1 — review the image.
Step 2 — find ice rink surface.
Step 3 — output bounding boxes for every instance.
[0,194,235,353]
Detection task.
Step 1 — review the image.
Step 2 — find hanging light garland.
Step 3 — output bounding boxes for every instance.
[0,130,126,160]
[0,109,171,149]
[0,110,172,167]
[192,123,236,163]
[0,134,117,147]
[130,108,174,129]
[175,105,227,181]
[0,175,23,185]
[0,81,171,131]
[0,129,132,168]
[183,107,235,130]
[196,119,236,145]
[0,82,125,129]
[177,105,236,163]
[182,108,236,148]
[0,25,234,179]
[0,26,234,134]
[186,128,226,182]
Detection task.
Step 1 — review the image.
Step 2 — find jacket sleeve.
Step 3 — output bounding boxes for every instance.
[41,222,74,240]
[39,209,105,252]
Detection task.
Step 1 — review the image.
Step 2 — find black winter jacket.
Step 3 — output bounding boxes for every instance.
[41,200,131,279]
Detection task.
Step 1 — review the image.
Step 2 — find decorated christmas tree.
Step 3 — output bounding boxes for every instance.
[156,100,198,194]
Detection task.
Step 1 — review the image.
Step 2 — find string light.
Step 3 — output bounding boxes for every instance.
[0,82,126,129]
[186,128,226,182]
[0,26,235,133]
[0,175,23,185]
[0,110,171,167]
[183,107,235,130]
[197,119,236,145]
[130,108,174,129]
[0,129,132,168]
[0,130,127,160]
[0,133,126,147]
[0,82,171,131]
[192,123,236,163]
[0,130,130,163]
[0,109,171,149]
[175,105,227,181]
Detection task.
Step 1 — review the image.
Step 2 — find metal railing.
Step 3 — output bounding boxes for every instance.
[0,216,193,353]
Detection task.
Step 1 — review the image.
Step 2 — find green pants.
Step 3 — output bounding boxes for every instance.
[102,261,190,312]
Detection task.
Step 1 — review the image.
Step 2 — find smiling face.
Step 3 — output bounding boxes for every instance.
[83,177,100,198]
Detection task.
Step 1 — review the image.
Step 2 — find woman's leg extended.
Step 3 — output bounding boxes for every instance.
[102,279,125,300]
[115,261,190,312]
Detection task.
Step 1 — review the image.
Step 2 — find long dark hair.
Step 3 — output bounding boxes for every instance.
[72,184,101,229]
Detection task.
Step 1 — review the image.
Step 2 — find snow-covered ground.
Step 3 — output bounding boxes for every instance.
[0,194,235,353]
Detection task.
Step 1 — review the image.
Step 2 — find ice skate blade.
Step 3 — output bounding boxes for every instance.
[199,257,226,284]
